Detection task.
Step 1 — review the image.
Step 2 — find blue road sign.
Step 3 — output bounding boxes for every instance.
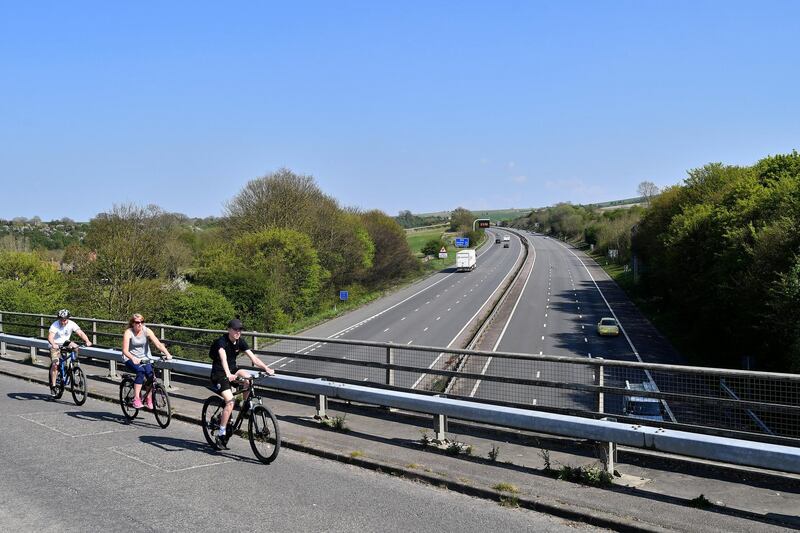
[455,238,469,247]
[339,290,349,301]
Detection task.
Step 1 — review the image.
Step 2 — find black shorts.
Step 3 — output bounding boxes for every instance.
[210,373,233,395]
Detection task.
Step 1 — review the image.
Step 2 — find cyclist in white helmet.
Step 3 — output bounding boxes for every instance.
[47,309,92,396]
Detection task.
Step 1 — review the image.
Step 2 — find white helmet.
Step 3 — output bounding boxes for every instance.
[57,309,70,319]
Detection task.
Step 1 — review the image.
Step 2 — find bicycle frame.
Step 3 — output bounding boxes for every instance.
[226,380,263,432]
[57,347,78,386]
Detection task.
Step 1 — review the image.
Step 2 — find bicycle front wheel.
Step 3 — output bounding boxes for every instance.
[201,396,225,447]
[248,405,280,464]
[70,367,87,406]
[152,383,171,428]
[119,378,139,421]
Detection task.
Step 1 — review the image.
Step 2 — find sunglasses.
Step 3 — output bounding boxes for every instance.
[133,320,144,324]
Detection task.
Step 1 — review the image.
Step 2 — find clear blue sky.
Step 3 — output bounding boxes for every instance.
[1,1,798,221]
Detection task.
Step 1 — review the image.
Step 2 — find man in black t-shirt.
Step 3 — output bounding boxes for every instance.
[209,319,275,449]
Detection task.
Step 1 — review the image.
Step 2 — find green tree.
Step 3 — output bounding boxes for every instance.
[0,252,67,335]
[195,228,325,332]
[225,169,374,288]
[66,204,190,320]
[360,210,419,283]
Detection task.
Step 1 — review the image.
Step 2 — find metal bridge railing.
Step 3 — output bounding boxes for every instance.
[2,331,800,476]
[1,310,798,447]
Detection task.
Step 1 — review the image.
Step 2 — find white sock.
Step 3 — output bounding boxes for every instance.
[218,427,226,436]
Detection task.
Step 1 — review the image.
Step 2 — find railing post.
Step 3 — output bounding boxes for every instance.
[595,357,604,414]
[385,345,394,387]
[0,312,5,357]
[39,316,44,338]
[594,358,616,474]
[434,413,448,442]
[30,345,37,365]
[253,334,258,351]
[92,320,97,345]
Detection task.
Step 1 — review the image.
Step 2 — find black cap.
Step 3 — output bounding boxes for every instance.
[227,319,243,330]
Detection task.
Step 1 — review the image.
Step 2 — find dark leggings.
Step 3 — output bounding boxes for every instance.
[125,359,153,385]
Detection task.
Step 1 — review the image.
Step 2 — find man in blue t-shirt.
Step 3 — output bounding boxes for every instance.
[208,319,274,449]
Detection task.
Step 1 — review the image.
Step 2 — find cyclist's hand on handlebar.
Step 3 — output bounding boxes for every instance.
[85,341,92,348]
[262,367,275,377]
[227,373,237,382]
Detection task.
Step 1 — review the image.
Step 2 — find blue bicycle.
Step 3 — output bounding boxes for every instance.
[51,344,87,405]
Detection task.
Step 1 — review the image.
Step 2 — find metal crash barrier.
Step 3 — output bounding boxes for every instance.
[2,332,799,475]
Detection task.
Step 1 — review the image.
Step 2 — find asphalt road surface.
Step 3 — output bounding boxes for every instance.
[259,229,524,388]
[471,232,648,414]
[0,373,602,532]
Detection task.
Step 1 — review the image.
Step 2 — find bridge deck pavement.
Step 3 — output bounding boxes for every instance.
[1,349,797,532]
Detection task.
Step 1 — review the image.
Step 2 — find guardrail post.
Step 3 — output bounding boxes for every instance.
[434,413,448,442]
[598,438,617,475]
[39,316,44,338]
[385,345,394,387]
[92,321,97,345]
[30,345,38,365]
[316,394,328,419]
[158,327,172,388]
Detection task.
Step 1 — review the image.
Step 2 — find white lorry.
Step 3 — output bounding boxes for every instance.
[455,249,477,272]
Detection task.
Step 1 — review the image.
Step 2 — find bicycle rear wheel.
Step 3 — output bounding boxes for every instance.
[52,368,65,399]
[152,383,171,428]
[70,367,87,406]
[201,396,225,447]
[119,378,139,421]
[248,405,280,464]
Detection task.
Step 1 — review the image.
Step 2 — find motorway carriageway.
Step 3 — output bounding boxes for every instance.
[258,229,524,389]
[468,231,648,414]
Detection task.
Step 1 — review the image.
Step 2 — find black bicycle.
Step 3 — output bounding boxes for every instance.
[201,373,280,464]
[51,344,87,405]
[119,356,172,428]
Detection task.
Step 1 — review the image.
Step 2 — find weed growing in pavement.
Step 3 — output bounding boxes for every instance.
[445,440,472,457]
[499,496,520,508]
[538,448,552,471]
[688,494,713,509]
[492,482,519,494]
[349,450,364,459]
[419,430,432,446]
[320,414,349,432]
[487,444,501,462]
[555,464,613,487]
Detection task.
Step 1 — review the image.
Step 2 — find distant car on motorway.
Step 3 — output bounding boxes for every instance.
[596,317,620,336]
[623,380,664,422]
[495,237,501,244]
[503,242,509,248]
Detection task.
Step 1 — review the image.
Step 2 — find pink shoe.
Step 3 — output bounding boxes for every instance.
[132,397,144,409]
[145,393,153,410]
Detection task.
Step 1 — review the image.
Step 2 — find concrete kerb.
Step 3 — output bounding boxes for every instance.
[0,365,663,533]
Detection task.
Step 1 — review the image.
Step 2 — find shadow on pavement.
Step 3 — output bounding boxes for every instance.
[138,434,262,465]
[7,391,53,402]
